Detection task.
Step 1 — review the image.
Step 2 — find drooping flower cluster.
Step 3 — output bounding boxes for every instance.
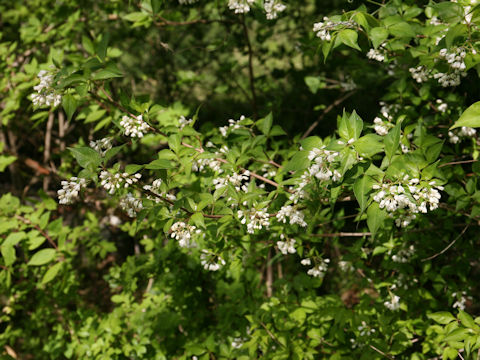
[219,115,244,137]
[433,48,468,87]
[31,70,62,107]
[100,170,142,195]
[358,321,376,337]
[170,221,201,248]
[366,48,385,62]
[392,245,415,263]
[120,192,143,217]
[307,146,341,182]
[409,65,430,83]
[436,99,448,113]
[264,0,286,20]
[384,294,401,311]
[178,115,193,130]
[448,126,476,144]
[313,17,356,41]
[237,208,270,234]
[214,171,250,192]
[57,177,87,204]
[200,250,226,271]
[276,205,307,227]
[89,137,112,156]
[143,178,176,203]
[277,235,296,255]
[372,177,443,226]
[373,117,390,136]
[452,291,471,311]
[304,258,330,278]
[228,0,254,14]
[120,114,150,138]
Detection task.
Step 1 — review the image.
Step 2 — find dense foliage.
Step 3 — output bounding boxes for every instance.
[3,0,480,358]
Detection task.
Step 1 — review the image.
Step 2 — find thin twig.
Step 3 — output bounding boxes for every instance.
[301,91,356,140]
[369,344,395,359]
[259,322,284,347]
[43,112,54,191]
[421,224,469,261]
[439,159,477,168]
[266,249,273,297]
[312,231,372,237]
[15,215,58,250]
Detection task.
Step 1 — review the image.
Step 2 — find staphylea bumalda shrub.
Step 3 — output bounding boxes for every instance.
[4,0,480,359]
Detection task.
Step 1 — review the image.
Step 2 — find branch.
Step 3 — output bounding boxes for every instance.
[421,224,469,261]
[301,91,356,140]
[15,215,58,250]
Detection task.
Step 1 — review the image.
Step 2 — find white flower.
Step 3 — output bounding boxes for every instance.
[277,237,296,255]
[219,115,245,137]
[313,17,356,42]
[358,321,376,336]
[307,146,341,182]
[237,208,270,234]
[178,115,193,130]
[89,137,113,156]
[307,258,330,278]
[301,258,311,266]
[120,114,150,138]
[100,170,142,195]
[170,222,201,248]
[31,69,62,107]
[228,0,254,14]
[367,48,385,62]
[200,250,226,271]
[384,294,400,311]
[373,117,389,136]
[276,205,307,227]
[57,177,87,204]
[264,0,286,20]
[120,193,143,217]
[409,65,430,83]
[436,99,448,113]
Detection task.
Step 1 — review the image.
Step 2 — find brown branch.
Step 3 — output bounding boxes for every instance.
[368,344,395,360]
[439,159,477,168]
[266,249,273,297]
[15,215,58,250]
[301,91,356,140]
[43,112,54,191]
[312,231,372,238]
[421,224,469,261]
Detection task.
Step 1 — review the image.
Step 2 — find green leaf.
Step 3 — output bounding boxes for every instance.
[354,134,383,158]
[434,2,464,23]
[91,68,123,80]
[0,155,16,172]
[384,122,401,162]
[190,212,205,229]
[450,102,480,129]
[1,245,15,266]
[41,262,63,285]
[367,202,386,238]
[459,310,479,330]
[256,113,273,136]
[388,22,416,38]
[353,176,374,212]
[304,76,324,94]
[82,35,95,55]
[444,328,470,342]
[62,94,77,121]
[28,248,56,266]
[338,29,361,51]
[370,27,389,48]
[338,110,363,141]
[145,159,174,170]
[284,151,309,172]
[96,33,109,62]
[428,311,456,325]
[123,12,150,23]
[69,147,102,169]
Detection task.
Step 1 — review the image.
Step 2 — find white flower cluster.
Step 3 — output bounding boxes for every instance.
[120,114,150,138]
[200,250,226,271]
[57,177,87,204]
[448,126,476,144]
[277,235,296,255]
[170,221,201,248]
[31,70,62,107]
[89,137,112,156]
[178,115,193,130]
[192,157,223,173]
[373,117,390,136]
[358,321,376,336]
[435,48,467,87]
[313,17,355,41]
[228,0,254,14]
[304,258,330,278]
[143,179,177,203]
[100,170,142,195]
[237,208,270,234]
[392,245,415,263]
[372,177,443,224]
[452,291,470,311]
[366,48,385,62]
[276,205,307,227]
[120,193,143,217]
[436,99,448,113]
[307,146,341,182]
[219,115,244,137]
[384,294,401,311]
[264,0,286,20]
[409,65,430,83]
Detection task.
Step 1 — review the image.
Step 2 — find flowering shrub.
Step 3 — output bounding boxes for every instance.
[3,0,480,359]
